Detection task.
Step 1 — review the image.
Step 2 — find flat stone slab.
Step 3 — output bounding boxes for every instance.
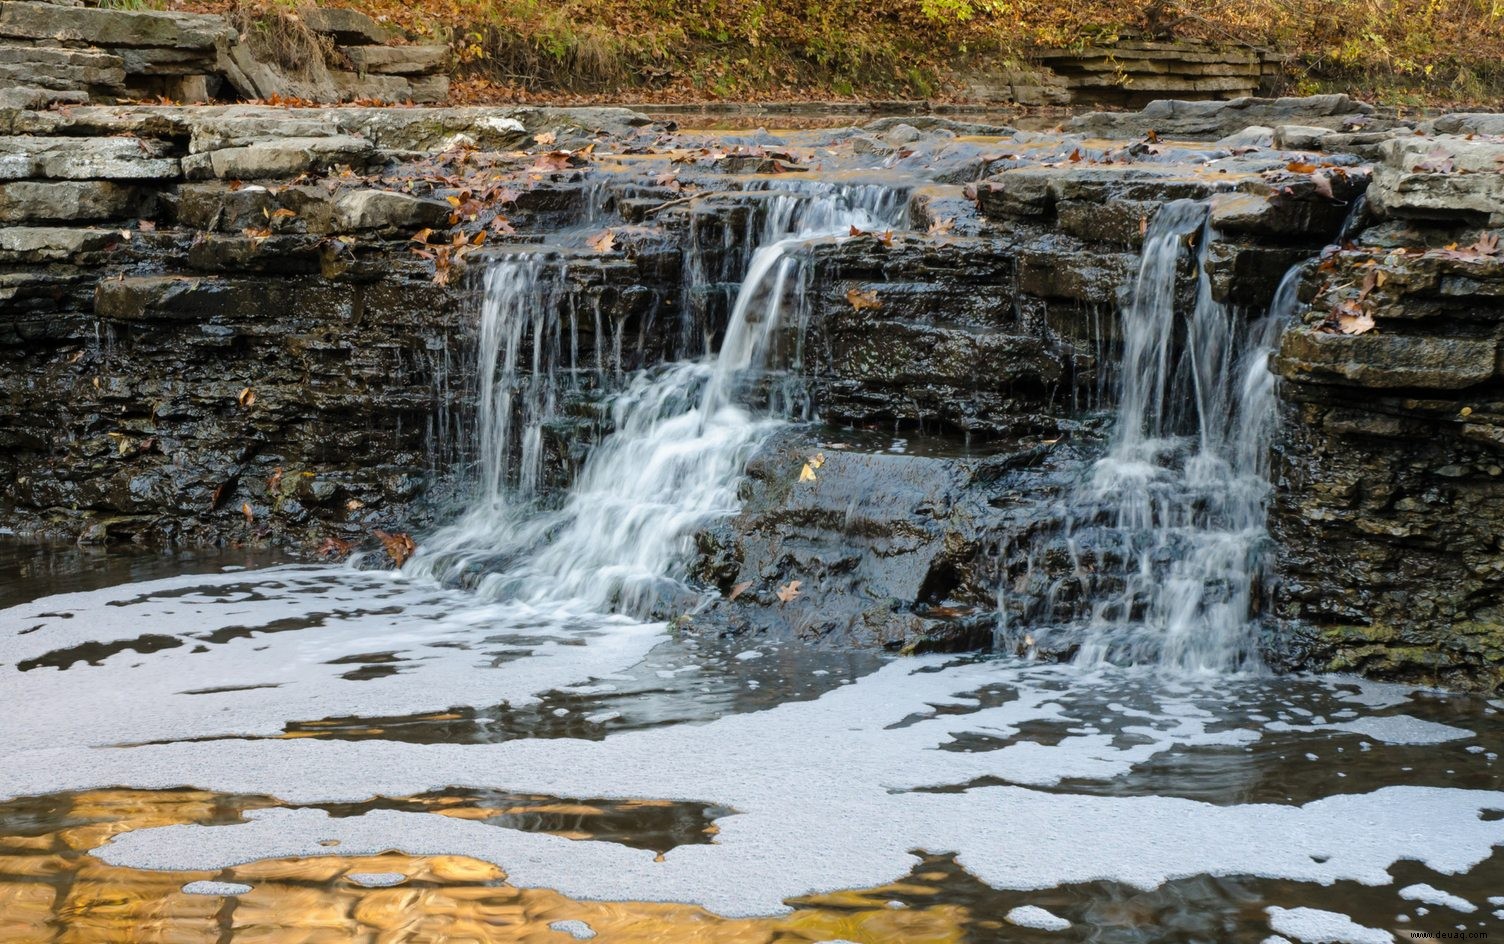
[0,45,125,92]
[185,135,376,180]
[340,44,448,75]
[0,226,118,262]
[301,6,393,45]
[0,135,179,181]
[1066,94,1374,140]
[1275,328,1498,390]
[0,179,138,223]
[0,0,231,49]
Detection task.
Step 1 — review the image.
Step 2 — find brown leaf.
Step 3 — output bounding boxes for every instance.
[845,287,881,311]
[533,130,557,146]
[798,463,817,482]
[268,466,284,492]
[1286,161,1319,174]
[1335,302,1376,335]
[241,502,254,523]
[1311,171,1335,200]
[137,219,157,232]
[236,387,256,409]
[926,217,955,236]
[373,529,416,568]
[269,207,298,221]
[1413,146,1456,174]
[727,580,753,601]
[586,229,616,253]
[317,536,353,558]
[775,579,802,603]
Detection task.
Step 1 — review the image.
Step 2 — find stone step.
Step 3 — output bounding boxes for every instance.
[0,0,230,49]
[0,135,180,181]
[340,44,448,76]
[0,45,125,93]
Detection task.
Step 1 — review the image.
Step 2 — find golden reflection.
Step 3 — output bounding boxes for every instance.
[0,789,970,944]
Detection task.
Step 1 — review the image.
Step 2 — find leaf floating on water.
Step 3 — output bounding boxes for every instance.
[587,229,616,254]
[775,580,802,603]
[316,536,352,558]
[373,530,417,568]
[798,463,817,482]
[236,387,256,409]
[846,287,881,311]
[727,580,753,601]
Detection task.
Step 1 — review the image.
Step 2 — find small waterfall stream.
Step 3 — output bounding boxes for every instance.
[1017,198,1299,672]
[409,182,905,615]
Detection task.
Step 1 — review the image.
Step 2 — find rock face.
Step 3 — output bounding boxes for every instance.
[1268,132,1504,691]
[0,0,448,106]
[0,94,1500,689]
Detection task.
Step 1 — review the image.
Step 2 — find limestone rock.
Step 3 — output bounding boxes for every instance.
[0,135,179,181]
[1065,94,1373,140]
[339,44,447,75]
[301,6,394,45]
[0,45,125,93]
[0,1,231,49]
[0,179,140,222]
[0,226,118,262]
[333,189,450,231]
[187,135,375,180]
[1274,328,1497,389]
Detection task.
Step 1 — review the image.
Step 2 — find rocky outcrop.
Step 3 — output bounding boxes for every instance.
[0,0,448,106]
[1269,132,1504,691]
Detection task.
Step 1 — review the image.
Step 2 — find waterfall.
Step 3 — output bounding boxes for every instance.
[409,182,904,616]
[1017,199,1295,672]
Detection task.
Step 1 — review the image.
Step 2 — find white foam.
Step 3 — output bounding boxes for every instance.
[1399,883,1476,913]
[549,920,596,939]
[1005,905,1070,930]
[1265,907,1391,944]
[180,880,252,895]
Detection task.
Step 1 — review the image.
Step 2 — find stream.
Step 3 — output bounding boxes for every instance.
[2,121,1503,943]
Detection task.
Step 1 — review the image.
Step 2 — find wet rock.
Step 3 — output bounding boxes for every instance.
[0,226,118,263]
[1065,94,1374,140]
[1273,329,1496,389]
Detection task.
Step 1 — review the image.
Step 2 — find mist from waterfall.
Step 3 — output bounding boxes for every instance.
[408,183,905,616]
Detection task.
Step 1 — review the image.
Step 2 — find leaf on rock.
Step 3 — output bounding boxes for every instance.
[236,387,256,409]
[1311,171,1335,200]
[775,579,802,603]
[1286,160,1319,174]
[846,287,881,311]
[241,502,254,523]
[534,131,557,146]
[1335,302,1376,335]
[798,463,817,482]
[927,217,955,236]
[587,229,616,253]
[727,580,753,601]
[373,530,417,568]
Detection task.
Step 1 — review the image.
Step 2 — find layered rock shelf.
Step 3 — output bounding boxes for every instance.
[0,0,448,107]
[0,92,1501,688]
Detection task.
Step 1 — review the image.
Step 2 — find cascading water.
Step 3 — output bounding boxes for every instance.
[409,181,905,616]
[1013,198,1296,673]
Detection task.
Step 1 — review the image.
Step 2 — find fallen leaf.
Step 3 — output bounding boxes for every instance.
[775,579,802,603]
[1335,303,1376,335]
[373,529,416,567]
[241,502,254,523]
[846,287,881,311]
[317,536,353,558]
[810,452,825,469]
[798,463,817,482]
[268,467,284,492]
[1286,160,1319,174]
[534,130,557,146]
[586,229,616,253]
[727,580,753,601]
[1311,171,1335,200]
[236,387,256,408]
[927,217,955,236]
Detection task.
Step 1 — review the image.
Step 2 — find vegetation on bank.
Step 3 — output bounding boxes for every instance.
[161,0,1504,105]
